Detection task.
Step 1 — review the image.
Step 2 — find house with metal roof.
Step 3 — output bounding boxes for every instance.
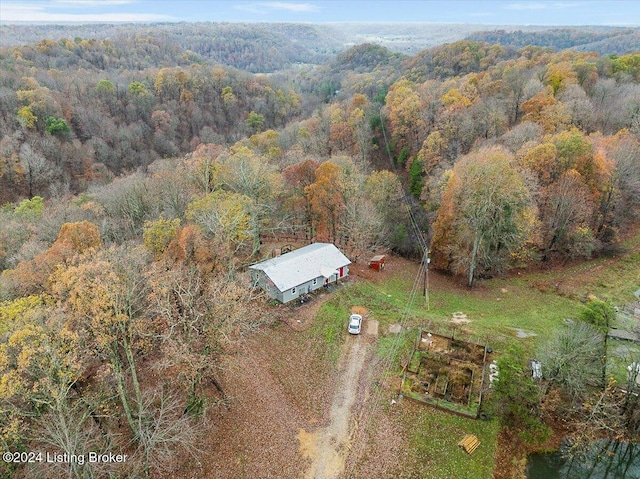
[249,243,351,303]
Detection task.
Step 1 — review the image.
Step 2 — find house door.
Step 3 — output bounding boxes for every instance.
[339,266,344,278]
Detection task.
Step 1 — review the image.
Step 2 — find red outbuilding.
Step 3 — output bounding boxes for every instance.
[369,254,386,271]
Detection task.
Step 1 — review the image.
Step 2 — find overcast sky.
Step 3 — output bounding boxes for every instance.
[1,1,638,26]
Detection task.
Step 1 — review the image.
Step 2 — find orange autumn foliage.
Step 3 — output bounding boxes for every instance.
[2,221,101,296]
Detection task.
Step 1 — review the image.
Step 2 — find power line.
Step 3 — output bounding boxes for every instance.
[346,258,424,477]
[378,107,428,255]
[344,108,431,476]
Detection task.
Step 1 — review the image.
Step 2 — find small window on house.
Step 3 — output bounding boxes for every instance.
[292,287,296,294]
[313,278,317,285]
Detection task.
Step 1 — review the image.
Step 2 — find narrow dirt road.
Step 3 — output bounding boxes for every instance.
[298,333,374,479]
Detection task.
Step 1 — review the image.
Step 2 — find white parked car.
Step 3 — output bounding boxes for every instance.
[348,314,362,335]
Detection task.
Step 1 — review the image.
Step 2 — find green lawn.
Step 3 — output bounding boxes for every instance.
[426,280,578,346]
[402,406,500,479]
[311,279,553,477]
[311,274,581,478]
[320,273,582,351]
[523,233,640,306]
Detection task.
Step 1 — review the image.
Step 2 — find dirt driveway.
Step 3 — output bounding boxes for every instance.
[298,325,376,479]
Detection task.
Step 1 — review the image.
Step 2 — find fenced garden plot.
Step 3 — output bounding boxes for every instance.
[401,330,490,418]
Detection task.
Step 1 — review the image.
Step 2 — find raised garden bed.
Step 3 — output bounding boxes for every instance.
[401,329,490,418]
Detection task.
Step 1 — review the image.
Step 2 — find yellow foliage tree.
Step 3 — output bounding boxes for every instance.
[440,87,473,108]
[386,78,426,151]
[186,190,254,254]
[16,106,37,129]
[518,142,558,186]
[143,217,181,259]
[0,295,51,333]
[0,295,79,463]
[51,245,149,438]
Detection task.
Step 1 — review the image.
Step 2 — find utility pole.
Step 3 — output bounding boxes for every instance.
[423,249,431,310]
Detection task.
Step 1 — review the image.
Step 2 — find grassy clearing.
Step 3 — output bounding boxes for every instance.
[309,288,361,365]
[320,273,582,353]
[427,280,579,347]
[307,300,345,365]
[377,329,416,364]
[400,404,500,479]
[523,231,640,306]
[313,276,562,479]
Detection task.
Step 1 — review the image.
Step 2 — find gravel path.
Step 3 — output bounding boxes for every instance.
[299,337,372,479]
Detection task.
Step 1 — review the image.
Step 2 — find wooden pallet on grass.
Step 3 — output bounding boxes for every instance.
[458,434,480,454]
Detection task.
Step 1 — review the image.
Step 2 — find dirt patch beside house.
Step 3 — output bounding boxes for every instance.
[365,319,379,336]
[349,254,413,285]
[286,296,332,331]
[351,306,371,317]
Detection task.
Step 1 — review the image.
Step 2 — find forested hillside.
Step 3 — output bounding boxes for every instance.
[0,23,639,478]
[0,38,307,202]
[382,44,640,281]
[0,22,343,71]
[467,27,640,55]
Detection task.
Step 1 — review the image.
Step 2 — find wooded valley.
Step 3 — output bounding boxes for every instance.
[0,22,639,478]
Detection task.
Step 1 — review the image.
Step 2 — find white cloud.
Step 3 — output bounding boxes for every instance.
[232,1,320,16]
[262,2,320,12]
[505,2,580,10]
[0,3,172,22]
[233,3,268,15]
[51,0,135,5]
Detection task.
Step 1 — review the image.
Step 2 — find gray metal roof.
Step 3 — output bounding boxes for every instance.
[249,243,351,292]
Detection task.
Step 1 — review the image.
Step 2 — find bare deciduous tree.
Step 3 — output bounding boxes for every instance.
[537,321,603,400]
[19,143,55,198]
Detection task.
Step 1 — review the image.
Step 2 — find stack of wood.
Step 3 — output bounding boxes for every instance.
[458,434,480,454]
